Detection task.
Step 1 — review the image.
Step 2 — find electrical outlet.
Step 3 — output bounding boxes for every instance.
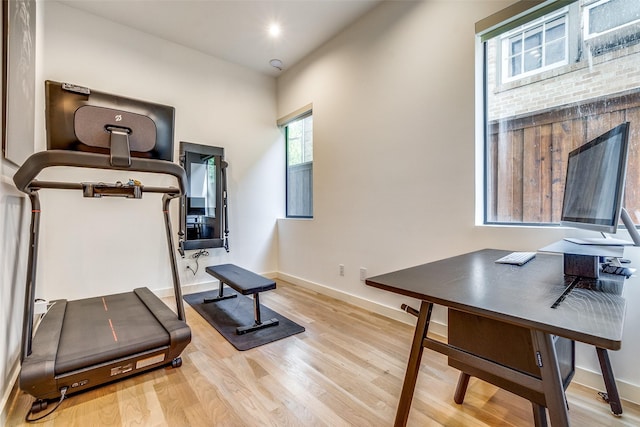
[339,264,345,276]
[360,267,367,281]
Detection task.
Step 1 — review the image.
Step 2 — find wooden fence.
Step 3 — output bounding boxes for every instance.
[287,162,313,217]
[486,89,640,224]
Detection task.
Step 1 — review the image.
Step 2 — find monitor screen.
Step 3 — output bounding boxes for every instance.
[561,122,630,234]
[45,80,175,161]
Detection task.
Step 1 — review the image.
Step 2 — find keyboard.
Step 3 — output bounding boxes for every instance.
[495,252,536,266]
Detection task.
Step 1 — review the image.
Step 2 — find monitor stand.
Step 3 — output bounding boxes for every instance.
[563,237,632,246]
[563,208,640,247]
[107,126,132,167]
[539,240,624,279]
[620,207,640,245]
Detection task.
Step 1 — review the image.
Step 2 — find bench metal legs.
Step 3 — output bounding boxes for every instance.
[203,280,238,303]
[203,282,279,335]
[236,293,279,335]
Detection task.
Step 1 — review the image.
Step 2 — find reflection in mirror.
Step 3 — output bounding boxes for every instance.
[178,142,228,256]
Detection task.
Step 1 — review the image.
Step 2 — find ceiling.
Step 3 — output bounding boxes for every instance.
[58,0,385,76]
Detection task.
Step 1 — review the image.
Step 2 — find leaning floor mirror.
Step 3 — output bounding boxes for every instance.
[178,141,228,255]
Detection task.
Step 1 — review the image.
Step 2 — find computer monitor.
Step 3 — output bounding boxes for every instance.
[45,80,175,162]
[561,122,640,245]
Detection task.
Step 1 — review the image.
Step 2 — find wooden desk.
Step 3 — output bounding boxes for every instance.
[365,249,627,427]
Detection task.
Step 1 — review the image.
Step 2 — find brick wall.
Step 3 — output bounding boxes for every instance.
[487,33,640,120]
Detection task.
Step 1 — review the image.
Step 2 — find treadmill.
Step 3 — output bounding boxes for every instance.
[14,81,191,414]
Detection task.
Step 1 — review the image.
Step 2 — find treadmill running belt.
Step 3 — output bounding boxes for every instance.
[55,291,170,374]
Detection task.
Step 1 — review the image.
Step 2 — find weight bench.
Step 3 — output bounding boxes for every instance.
[204,264,279,335]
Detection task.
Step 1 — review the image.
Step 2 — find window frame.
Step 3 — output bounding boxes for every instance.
[283,109,314,219]
[584,0,640,40]
[500,9,569,83]
[477,0,640,228]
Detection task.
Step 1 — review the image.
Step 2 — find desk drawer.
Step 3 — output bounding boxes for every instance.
[448,310,574,385]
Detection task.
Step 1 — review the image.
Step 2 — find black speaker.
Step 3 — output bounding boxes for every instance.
[74,105,157,153]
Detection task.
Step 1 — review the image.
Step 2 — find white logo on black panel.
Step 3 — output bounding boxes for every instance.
[115,114,122,122]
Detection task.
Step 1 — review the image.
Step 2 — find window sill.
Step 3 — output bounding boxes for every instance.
[476,223,564,230]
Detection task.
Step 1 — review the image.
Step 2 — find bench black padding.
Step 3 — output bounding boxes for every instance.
[204,264,278,335]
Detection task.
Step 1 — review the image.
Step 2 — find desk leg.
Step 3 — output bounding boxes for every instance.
[532,403,549,427]
[531,330,569,427]
[395,300,433,427]
[596,347,623,416]
[453,372,470,404]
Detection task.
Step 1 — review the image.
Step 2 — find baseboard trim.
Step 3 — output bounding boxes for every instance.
[276,271,640,406]
[573,367,640,407]
[154,281,219,298]
[276,272,448,338]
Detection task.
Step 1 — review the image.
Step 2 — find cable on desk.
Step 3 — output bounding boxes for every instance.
[551,276,581,309]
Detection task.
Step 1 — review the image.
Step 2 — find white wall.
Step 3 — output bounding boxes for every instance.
[0,173,29,422]
[2,0,284,413]
[276,0,640,403]
[0,2,35,419]
[35,1,284,302]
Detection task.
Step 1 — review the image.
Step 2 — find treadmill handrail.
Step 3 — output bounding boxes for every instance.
[13,150,187,195]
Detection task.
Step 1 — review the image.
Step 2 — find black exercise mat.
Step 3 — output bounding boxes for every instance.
[184,289,305,351]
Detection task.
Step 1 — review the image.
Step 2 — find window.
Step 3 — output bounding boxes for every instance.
[584,0,640,55]
[585,0,640,38]
[479,0,640,226]
[284,111,313,218]
[502,12,568,81]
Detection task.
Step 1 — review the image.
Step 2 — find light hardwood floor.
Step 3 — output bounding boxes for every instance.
[6,280,640,426]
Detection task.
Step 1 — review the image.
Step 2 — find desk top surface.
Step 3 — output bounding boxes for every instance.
[365,248,628,349]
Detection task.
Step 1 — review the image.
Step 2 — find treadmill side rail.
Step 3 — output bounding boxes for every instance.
[134,287,192,360]
[20,300,67,398]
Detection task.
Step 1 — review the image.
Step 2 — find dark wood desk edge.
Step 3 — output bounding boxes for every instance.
[365,279,424,300]
[364,279,622,351]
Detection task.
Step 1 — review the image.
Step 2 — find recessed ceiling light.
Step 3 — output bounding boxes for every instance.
[268,23,281,38]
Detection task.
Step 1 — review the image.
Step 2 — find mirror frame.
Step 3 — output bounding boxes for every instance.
[178,141,227,255]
